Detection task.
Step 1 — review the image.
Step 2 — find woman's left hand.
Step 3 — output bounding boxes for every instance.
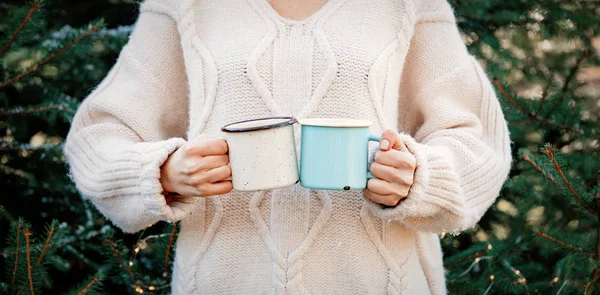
[365,129,417,207]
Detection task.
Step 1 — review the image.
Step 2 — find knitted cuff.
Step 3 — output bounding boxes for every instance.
[365,133,429,220]
[365,133,467,223]
[139,138,198,222]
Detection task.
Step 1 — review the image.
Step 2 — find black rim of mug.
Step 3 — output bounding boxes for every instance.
[221,116,297,133]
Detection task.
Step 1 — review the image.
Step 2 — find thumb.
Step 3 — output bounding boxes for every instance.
[379,129,408,152]
[379,129,398,151]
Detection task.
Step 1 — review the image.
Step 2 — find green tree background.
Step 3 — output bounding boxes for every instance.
[1,0,599,294]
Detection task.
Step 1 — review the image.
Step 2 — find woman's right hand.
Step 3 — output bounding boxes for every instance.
[160,137,233,197]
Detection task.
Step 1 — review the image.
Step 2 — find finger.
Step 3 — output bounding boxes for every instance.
[199,181,233,196]
[364,186,402,207]
[203,165,232,183]
[183,155,230,175]
[374,149,417,169]
[198,155,230,171]
[367,177,409,197]
[370,162,414,185]
[186,138,228,156]
[187,164,231,185]
[370,162,397,183]
[379,129,398,151]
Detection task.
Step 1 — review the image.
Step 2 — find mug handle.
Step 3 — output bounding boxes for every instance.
[367,135,380,179]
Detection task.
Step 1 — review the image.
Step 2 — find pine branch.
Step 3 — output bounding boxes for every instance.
[522,153,559,185]
[585,269,599,295]
[77,276,99,295]
[544,50,591,119]
[25,229,35,295]
[164,223,178,280]
[587,213,600,294]
[0,141,63,152]
[544,147,597,216]
[0,2,41,56]
[492,78,583,134]
[597,215,600,261]
[537,231,595,258]
[104,239,134,282]
[0,164,36,181]
[448,287,480,293]
[10,221,22,287]
[0,24,101,89]
[444,250,487,270]
[13,225,56,295]
[0,103,75,116]
[493,77,530,114]
[508,118,534,126]
[36,223,55,266]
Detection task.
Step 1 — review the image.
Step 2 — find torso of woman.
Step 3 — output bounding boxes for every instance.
[166,0,441,294]
[64,0,512,291]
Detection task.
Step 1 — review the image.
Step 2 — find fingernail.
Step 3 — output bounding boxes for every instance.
[380,139,389,150]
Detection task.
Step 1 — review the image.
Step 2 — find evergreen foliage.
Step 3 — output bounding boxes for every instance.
[442,1,600,294]
[1,0,599,294]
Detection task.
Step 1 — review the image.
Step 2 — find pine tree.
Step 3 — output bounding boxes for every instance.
[443,1,600,294]
[1,0,599,294]
[1,1,180,294]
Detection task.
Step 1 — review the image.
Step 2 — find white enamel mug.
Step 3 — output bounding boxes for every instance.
[221,117,299,191]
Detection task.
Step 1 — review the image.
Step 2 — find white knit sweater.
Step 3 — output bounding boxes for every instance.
[64,0,512,294]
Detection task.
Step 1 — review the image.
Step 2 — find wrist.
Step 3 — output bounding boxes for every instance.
[159,155,177,194]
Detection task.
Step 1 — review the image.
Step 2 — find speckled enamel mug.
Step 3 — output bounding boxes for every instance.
[221,117,299,192]
[298,118,380,190]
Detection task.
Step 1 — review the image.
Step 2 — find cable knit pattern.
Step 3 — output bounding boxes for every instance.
[360,204,407,293]
[249,188,332,294]
[64,0,512,293]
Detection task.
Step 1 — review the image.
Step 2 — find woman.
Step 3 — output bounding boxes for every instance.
[64,0,512,293]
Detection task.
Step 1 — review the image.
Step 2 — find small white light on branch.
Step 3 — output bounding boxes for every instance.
[129,261,133,266]
[134,247,140,253]
[475,258,481,263]
[149,286,155,291]
[137,240,148,250]
[515,270,520,275]
[135,286,143,293]
[490,275,495,281]
[487,244,492,250]
[518,278,526,284]
[553,277,559,283]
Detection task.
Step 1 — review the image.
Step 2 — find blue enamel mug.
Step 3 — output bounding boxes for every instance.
[298,118,380,190]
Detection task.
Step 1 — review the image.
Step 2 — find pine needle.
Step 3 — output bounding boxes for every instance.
[538,231,595,259]
[77,276,99,295]
[164,223,178,280]
[0,24,101,89]
[25,229,34,295]
[543,147,597,216]
[0,2,41,56]
[36,223,55,266]
[10,221,22,287]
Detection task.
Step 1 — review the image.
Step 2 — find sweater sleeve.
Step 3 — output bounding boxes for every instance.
[63,3,198,233]
[365,1,512,233]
